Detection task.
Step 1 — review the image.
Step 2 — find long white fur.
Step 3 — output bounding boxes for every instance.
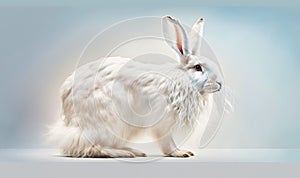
[48,16,222,158]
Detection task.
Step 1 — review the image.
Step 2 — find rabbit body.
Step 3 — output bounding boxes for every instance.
[49,56,208,157]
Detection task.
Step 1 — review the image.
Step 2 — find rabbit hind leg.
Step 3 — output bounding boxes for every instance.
[122,147,147,157]
[65,144,137,158]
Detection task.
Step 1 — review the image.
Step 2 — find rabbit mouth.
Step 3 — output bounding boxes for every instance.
[202,81,222,94]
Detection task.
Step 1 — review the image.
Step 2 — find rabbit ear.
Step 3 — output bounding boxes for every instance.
[190,18,205,56]
[162,16,191,62]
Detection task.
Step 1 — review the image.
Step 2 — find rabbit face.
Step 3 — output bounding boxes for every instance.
[183,55,222,95]
[163,16,222,95]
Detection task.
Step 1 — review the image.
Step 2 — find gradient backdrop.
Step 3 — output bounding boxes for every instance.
[0,1,299,152]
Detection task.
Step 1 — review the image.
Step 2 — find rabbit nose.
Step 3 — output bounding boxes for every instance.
[210,74,217,81]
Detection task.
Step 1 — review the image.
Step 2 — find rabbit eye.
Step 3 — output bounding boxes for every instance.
[194,64,203,72]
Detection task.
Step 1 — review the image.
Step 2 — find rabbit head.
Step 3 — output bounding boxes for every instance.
[162,16,222,95]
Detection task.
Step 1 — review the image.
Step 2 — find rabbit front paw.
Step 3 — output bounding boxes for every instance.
[167,149,194,157]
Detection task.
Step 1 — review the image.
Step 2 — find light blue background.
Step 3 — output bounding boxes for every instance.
[0,1,299,149]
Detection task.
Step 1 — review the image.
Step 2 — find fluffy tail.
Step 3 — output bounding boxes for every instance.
[46,119,93,157]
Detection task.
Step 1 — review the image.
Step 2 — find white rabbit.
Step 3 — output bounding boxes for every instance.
[48,16,223,158]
